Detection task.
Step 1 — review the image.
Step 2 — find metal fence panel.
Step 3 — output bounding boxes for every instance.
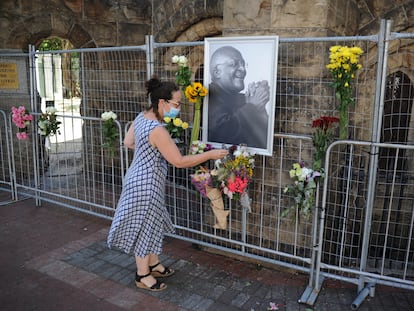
[0,110,14,202]
[1,20,413,307]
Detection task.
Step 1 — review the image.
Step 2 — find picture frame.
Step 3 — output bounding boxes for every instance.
[202,36,279,156]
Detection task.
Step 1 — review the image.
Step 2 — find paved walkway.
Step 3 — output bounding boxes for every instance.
[1,192,413,310]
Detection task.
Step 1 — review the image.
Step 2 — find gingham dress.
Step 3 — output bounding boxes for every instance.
[107,112,175,257]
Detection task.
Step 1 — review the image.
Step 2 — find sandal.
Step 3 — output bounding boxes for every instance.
[149,262,175,278]
[135,272,167,292]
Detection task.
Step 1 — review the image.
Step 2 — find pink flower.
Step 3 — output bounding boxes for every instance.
[11,106,32,127]
[11,106,32,137]
[16,131,29,140]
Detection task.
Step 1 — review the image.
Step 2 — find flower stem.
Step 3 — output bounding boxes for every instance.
[190,100,201,143]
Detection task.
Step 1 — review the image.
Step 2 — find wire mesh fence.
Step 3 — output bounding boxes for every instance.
[0,21,414,305]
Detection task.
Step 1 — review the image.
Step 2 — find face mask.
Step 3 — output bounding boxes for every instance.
[164,107,180,118]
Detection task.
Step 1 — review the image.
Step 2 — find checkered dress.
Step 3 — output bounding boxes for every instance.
[107,113,175,257]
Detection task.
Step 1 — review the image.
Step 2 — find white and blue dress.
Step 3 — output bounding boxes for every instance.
[107,113,175,257]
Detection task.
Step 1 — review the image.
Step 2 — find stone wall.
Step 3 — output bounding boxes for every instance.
[0,0,151,49]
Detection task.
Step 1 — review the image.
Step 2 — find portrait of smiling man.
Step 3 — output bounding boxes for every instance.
[203,37,278,155]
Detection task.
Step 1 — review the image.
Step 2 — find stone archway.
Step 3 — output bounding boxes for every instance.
[6,15,95,51]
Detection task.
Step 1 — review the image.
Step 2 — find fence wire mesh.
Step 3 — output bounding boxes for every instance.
[0,26,414,299]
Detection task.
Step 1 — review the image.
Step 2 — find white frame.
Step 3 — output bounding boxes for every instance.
[202,36,279,156]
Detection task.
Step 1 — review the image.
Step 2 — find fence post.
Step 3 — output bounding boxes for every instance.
[358,19,392,294]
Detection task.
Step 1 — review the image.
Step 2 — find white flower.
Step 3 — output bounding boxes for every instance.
[172,55,179,63]
[38,120,48,130]
[45,106,57,114]
[172,55,188,66]
[299,167,311,181]
[176,55,188,66]
[101,111,117,121]
[233,150,242,157]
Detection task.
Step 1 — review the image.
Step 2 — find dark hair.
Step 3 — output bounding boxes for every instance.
[145,76,179,121]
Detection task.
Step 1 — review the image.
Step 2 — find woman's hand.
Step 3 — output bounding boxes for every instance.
[208,149,228,160]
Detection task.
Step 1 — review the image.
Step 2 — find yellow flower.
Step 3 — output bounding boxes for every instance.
[182,122,189,129]
[173,118,183,127]
[329,45,341,53]
[164,117,171,123]
[185,82,208,103]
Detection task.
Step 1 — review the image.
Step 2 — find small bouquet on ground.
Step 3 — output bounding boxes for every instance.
[283,161,323,220]
[101,111,118,156]
[11,106,33,140]
[164,117,188,141]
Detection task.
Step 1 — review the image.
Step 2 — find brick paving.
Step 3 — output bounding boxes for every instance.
[1,193,414,310]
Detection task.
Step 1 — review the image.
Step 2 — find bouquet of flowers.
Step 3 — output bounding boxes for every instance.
[190,166,212,198]
[38,106,61,137]
[11,105,33,140]
[184,82,208,143]
[190,145,255,229]
[189,140,213,155]
[283,161,322,219]
[171,55,208,144]
[211,145,255,202]
[326,45,363,139]
[312,115,339,171]
[101,111,118,156]
[164,117,188,140]
[172,55,191,89]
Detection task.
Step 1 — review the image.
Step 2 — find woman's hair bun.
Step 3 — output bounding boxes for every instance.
[145,76,162,94]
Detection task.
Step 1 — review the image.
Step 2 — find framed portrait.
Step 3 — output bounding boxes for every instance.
[202,36,279,156]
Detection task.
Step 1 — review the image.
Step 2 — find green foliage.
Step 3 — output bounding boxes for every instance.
[38,38,63,51]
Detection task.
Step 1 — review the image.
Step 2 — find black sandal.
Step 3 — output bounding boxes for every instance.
[149,262,175,278]
[135,272,167,291]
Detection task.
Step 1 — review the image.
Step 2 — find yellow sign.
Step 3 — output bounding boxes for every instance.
[0,63,19,89]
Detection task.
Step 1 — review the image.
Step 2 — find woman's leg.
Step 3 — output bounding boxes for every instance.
[135,255,166,288]
[148,254,159,266]
[148,253,175,276]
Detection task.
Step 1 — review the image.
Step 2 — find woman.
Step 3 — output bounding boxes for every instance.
[107,77,227,292]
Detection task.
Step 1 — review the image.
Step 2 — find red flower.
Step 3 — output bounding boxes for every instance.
[227,176,248,194]
[312,116,339,132]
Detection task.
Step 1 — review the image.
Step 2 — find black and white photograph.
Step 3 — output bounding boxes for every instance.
[203,36,279,156]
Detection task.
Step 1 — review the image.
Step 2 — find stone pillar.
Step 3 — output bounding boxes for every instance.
[223,0,359,37]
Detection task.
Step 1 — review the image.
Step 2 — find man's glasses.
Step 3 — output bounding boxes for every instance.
[216,59,247,69]
[167,100,182,108]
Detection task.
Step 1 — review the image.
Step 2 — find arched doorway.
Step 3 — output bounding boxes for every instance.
[379,71,414,174]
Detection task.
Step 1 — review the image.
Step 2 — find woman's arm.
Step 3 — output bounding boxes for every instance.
[123,124,135,149]
[149,126,227,168]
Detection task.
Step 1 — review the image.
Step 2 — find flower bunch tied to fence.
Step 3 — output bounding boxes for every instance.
[326,45,363,139]
[101,110,118,156]
[190,144,255,229]
[283,116,338,220]
[164,116,188,142]
[283,161,323,220]
[312,115,339,171]
[38,106,61,149]
[11,106,33,140]
[172,55,208,144]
